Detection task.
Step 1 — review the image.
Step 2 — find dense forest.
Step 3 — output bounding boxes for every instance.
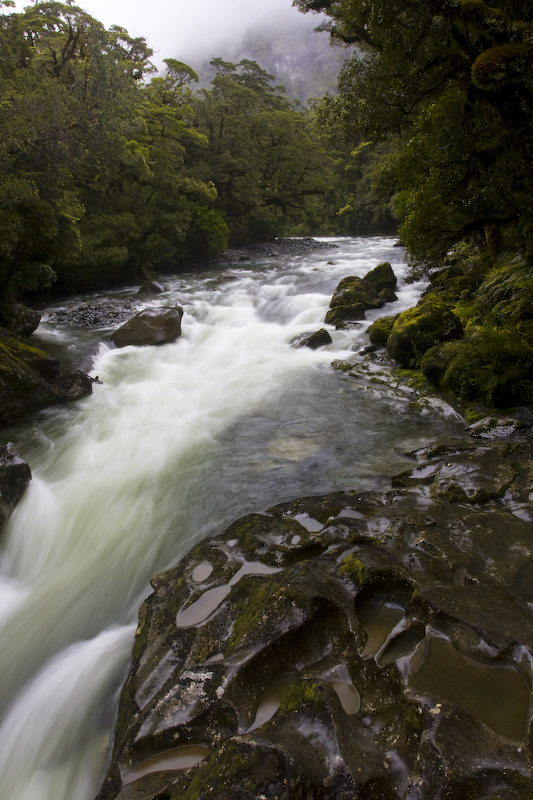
[1,0,533,410]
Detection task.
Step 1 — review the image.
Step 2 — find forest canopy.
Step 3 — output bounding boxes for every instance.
[0,1,335,311]
[2,0,533,321]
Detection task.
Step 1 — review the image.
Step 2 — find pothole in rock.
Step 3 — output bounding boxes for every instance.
[122,745,210,785]
[356,596,407,660]
[176,562,282,628]
[409,636,530,741]
[246,672,298,732]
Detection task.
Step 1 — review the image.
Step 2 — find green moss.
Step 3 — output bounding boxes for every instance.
[436,327,533,408]
[279,679,321,714]
[338,553,368,585]
[226,575,290,654]
[368,314,397,346]
[400,697,423,741]
[364,261,397,291]
[386,299,463,368]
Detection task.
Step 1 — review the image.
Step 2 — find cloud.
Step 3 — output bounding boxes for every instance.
[75,0,312,66]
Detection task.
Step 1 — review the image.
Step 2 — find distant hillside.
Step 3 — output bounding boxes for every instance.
[187,16,352,104]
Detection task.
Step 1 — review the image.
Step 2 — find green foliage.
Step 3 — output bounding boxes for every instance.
[296,0,533,266]
[0,3,227,300]
[193,59,334,244]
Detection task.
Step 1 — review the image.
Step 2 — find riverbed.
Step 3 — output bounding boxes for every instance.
[0,237,467,800]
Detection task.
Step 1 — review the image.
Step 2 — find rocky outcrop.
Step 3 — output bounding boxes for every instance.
[97,425,533,800]
[0,443,31,535]
[325,263,398,329]
[0,328,93,424]
[111,307,184,348]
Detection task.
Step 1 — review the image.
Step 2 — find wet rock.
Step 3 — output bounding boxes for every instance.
[386,298,463,368]
[0,328,93,424]
[367,314,397,347]
[111,307,184,348]
[0,443,31,535]
[292,328,333,349]
[325,265,398,330]
[97,432,533,800]
[46,301,138,328]
[364,261,398,292]
[0,302,41,336]
[138,281,167,295]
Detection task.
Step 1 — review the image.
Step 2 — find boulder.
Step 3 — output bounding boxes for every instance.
[363,261,397,292]
[111,306,184,348]
[386,298,463,368]
[367,314,397,347]
[325,269,397,330]
[0,443,32,535]
[0,302,41,336]
[292,328,333,349]
[0,328,93,424]
[138,280,167,295]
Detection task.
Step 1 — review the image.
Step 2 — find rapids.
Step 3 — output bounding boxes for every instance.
[0,237,465,800]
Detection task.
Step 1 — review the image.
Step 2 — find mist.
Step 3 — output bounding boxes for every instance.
[75,0,320,67]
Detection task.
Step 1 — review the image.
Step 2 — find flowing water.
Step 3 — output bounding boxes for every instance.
[0,237,465,800]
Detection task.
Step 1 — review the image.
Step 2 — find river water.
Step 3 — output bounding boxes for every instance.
[0,237,465,800]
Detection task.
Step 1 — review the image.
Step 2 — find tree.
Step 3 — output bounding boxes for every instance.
[295,0,533,266]
[193,59,333,243]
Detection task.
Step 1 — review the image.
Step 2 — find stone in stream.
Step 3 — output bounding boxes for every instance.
[325,262,398,329]
[291,328,333,349]
[0,443,31,535]
[96,427,533,800]
[138,280,167,295]
[111,307,184,347]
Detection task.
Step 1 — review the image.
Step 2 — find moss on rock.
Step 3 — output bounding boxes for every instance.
[367,314,397,347]
[386,299,463,369]
[364,261,398,292]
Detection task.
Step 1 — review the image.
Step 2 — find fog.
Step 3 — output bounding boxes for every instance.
[76,0,317,66]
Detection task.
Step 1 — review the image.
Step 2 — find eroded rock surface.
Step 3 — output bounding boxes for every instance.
[97,426,533,800]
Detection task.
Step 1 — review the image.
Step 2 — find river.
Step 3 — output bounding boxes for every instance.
[0,237,465,800]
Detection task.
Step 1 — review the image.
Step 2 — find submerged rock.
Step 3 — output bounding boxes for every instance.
[111,307,184,348]
[97,431,533,800]
[0,327,93,424]
[0,443,31,535]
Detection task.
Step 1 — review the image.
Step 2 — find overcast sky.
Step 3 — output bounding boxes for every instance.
[73,0,313,66]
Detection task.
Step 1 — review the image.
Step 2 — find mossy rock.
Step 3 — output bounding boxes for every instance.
[325,302,366,327]
[363,261,397,292]
[386,299,463,369]
[0,327,92,423]
[367,315,397,347]
[424,326,533,408]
